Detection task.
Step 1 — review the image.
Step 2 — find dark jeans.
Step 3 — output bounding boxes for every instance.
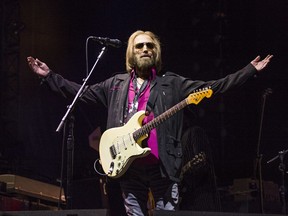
[120,164,178,216]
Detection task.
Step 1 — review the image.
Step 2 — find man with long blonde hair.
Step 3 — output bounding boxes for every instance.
[27,30,272,215]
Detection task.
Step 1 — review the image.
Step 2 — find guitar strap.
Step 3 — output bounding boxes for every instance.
[146,77,160,114]
[131,77,149,113]
[124,75,160,122]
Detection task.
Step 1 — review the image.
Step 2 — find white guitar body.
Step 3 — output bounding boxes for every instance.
[98,88,213,178]
[99,110,151,178]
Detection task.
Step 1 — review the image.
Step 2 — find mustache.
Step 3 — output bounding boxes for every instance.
[140,54,152,58]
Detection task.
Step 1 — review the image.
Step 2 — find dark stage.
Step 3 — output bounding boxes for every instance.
[1,0,288,215]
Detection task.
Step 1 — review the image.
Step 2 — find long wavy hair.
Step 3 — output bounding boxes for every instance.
[126,30,162,74]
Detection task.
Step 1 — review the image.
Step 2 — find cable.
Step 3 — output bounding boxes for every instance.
[94,159,107,176]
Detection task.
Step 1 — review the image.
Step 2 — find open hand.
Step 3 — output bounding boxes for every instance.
[251,54,273,72]
[27,56,50,77]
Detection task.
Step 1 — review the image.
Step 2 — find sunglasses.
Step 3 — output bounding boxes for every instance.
[134,42,155,50]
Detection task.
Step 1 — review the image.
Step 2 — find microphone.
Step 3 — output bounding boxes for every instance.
[91,36,122,48]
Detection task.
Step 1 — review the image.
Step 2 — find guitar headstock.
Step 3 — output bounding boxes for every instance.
[186,87,213,105]
[180,152,207,178]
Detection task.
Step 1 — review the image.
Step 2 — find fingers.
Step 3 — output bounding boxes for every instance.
[27,56,41,74]
[252,55,261,62]
[27,56,38,67]
[251,54,273,67]
[250,54,273,72]
[27,56,34,64]
[259,54,273,62]
[27,56,42,65]
[27,56,34,61]
[27,57,35,70]
[27,57,45,73]
[250,55,260,67]
[35,58,43,66]
[252,54,273,62]
[264,54,273,61]
[261,54,273,65]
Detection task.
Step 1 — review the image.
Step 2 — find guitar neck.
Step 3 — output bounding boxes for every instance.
[133,98,188,141]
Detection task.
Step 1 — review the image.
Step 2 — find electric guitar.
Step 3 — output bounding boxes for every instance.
[99,88,213,178]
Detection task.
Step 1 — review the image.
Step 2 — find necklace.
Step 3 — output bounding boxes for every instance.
[136,78,144,89]
[129,78,148,114]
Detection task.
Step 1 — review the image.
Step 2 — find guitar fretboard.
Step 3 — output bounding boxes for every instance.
[133,98,188,141]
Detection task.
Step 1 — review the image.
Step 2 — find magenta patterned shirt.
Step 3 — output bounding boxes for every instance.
[127,69,159,165]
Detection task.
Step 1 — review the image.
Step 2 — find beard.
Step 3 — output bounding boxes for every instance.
[134,56,155,78]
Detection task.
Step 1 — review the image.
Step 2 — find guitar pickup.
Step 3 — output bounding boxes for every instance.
[110,145,117,159]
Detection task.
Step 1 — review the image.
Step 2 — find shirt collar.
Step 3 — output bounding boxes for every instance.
[130,68,157,81]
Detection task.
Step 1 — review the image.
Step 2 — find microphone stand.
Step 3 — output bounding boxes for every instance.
[267,149,288,214]
[253,88,272,213]
[56,46,108,209]
[66,114,74,209]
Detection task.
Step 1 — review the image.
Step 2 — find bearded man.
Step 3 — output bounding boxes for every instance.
[27,30,272,216]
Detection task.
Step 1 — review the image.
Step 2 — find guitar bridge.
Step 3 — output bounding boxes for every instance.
[110,145,117,159]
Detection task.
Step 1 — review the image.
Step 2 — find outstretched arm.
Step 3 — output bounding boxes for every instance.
[27,56,51,77]
[250,54,273,72]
